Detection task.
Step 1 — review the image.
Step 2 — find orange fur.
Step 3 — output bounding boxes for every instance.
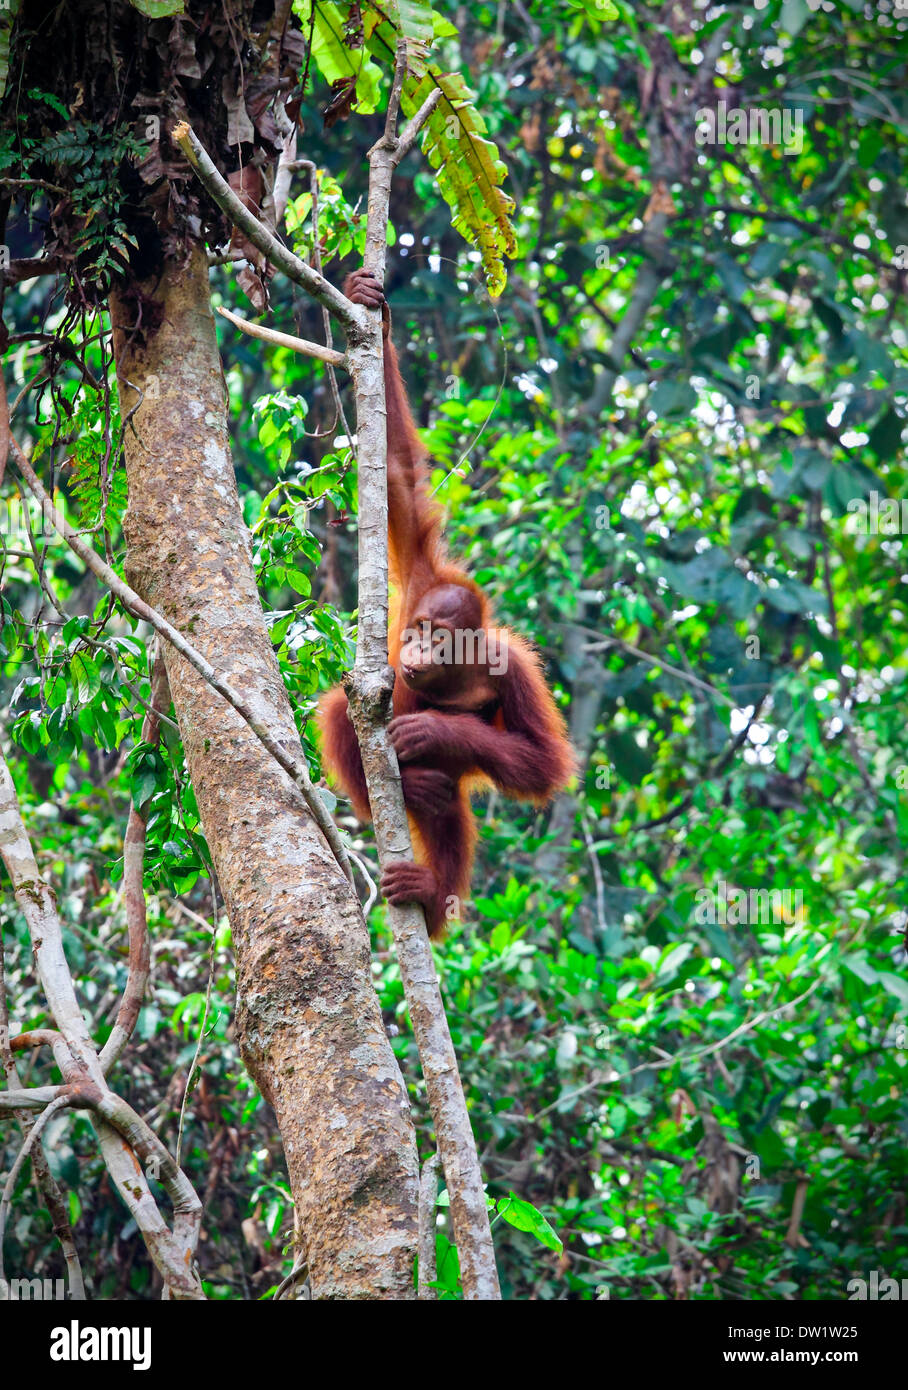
[317,270,574,936]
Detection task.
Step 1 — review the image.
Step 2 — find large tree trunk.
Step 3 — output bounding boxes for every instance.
[109,248,419,1299]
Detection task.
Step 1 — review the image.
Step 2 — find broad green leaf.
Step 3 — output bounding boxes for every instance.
[384,0,434,75]
[841,953,879,987]
[299,1,381,113]
[497,1195,563,1254]
[400,71,516,297]
[69,652,101,705]
[127,0,184,14]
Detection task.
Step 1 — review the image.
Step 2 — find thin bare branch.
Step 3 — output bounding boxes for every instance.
[584,633,736,707]
[418,1152,440,1300]
[100,646,170,1072]
[0,371,8,489]
[0,927,85,1297]
[1,255,63,285]
[0,1094,73,1286]
[0,746,204,1298]
[394,89,443,164]
[173,121,361,334]
[217,305,347,367]
[384,41,409,142]
[0,1086,66,1112]
[342,58,502,1303]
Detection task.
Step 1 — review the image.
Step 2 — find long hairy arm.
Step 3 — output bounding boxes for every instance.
[343,269,444,598]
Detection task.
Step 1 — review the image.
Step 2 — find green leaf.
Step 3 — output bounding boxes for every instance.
[605,729,653,786]
[750,239,790,280]
[877,972,908,1009]
[497,1194,563,1254]
[386,0,434,74]
[400,71,516,297]
[868,407,904,462]
[841,953,879,987]
[69,652,101,704]
[301,2,380,113]
[131,767,159,810]
[778,528,815,560]
[285,568,312,596]
[765,580,827,617]
[656,942,694,983]
[568,0,618,16]
[126,0,185,15]
[780,0,811,39]
[649,380,698,418]
[803,701,821,752]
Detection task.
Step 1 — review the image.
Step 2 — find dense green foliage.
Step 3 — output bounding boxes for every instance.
[1,0,907,1299]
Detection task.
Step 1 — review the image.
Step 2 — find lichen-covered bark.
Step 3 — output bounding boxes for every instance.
[109,248,418,1299]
